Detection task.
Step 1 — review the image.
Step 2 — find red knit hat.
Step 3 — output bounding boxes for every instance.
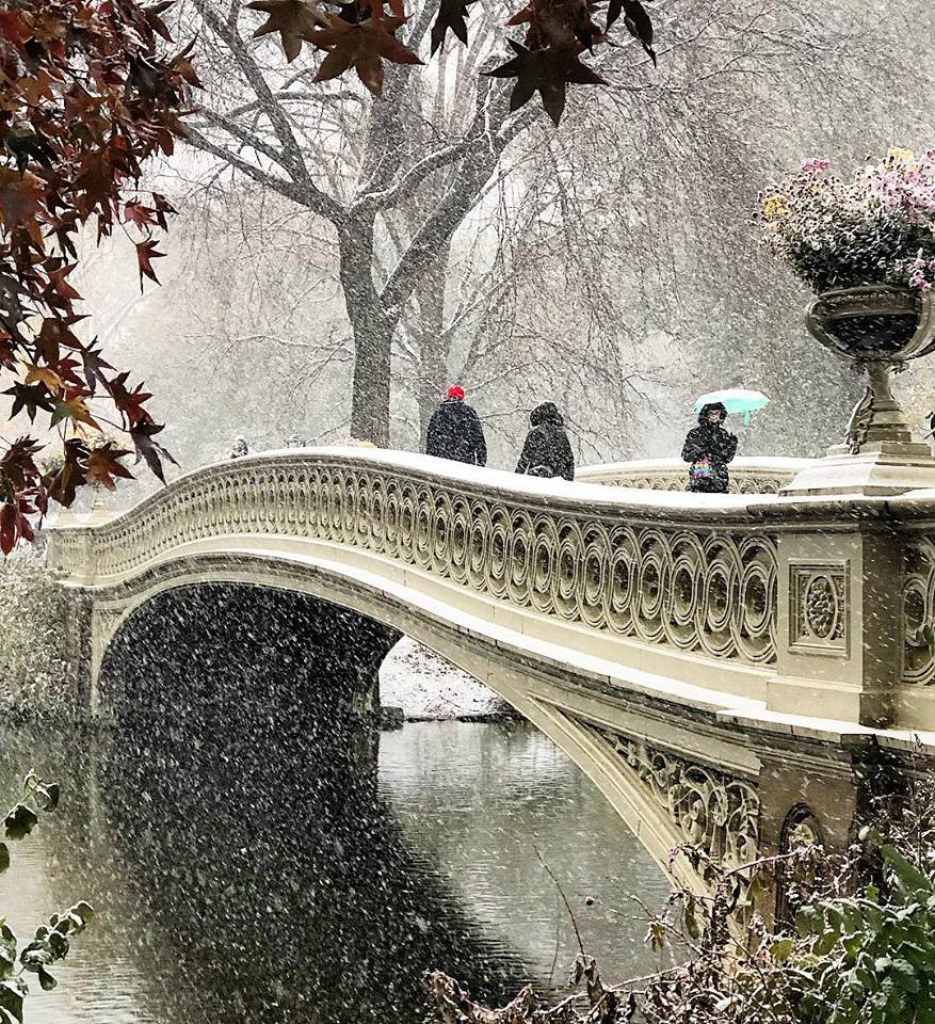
[447,385,465,401]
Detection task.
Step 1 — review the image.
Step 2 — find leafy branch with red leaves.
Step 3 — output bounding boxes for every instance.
[249,0,657,125]
[0,0,196,553]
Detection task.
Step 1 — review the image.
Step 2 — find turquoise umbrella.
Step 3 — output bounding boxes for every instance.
[693,388,769,425]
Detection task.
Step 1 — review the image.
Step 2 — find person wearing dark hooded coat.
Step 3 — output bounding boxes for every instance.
[426,386,487,466]
[681,402,738,493]
[515,402,575,481]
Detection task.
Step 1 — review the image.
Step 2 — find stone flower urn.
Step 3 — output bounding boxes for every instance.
[783,284,935,496]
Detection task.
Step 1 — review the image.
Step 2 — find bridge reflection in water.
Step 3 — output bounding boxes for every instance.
[47,448,935,927]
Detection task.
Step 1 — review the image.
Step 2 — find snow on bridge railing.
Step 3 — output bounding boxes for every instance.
[576,456,815,495]
[44,448,935,730]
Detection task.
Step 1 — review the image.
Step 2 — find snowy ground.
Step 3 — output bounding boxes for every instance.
[379,637,510,720]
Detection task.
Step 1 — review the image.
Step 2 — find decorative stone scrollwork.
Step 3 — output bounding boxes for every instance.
[580,470,793,495]
[789,562,849,655]
[584,724,759,907]
[903,534,935,685]
[49,455,780,667]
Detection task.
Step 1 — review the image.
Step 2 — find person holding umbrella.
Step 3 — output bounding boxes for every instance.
[682,401,739,493]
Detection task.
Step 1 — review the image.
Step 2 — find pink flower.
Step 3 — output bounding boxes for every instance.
[802,157,830,173]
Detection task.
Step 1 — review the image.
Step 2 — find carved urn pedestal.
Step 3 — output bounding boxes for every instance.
[782,285,935,496]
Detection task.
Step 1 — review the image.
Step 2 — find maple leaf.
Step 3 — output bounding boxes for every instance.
[79,343,113,396]
[509,0,601,52]
[35,316,83,365]
[24,364,64,394]
[5,381,55,421]
[124,200,157,229]
[108,371,153,426]
[144,1,177,42]
[131,420,177,484]
[0,436,42,489]
[485,41,605,125]
[151,192,177,231]
[46,439,89,507]
[606,0,655,63]
[306,17,423,97]
[86,443,134,491]
[0,504,14,555]
[136,239,166,289]
[46,264,82,302]
[50,393,102,431]
[430,0,477,53]
[248,0,331,61]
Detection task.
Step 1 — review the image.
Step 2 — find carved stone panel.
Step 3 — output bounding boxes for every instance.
[789,561,849,655]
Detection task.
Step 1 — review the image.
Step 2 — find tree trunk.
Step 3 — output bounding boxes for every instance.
[339,213,396,447]
[350,313,395,447]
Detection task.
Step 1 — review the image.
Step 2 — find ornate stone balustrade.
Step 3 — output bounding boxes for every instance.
[48,450,780,671]
[577,456,814,495]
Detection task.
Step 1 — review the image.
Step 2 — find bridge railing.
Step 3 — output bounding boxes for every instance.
[45,448,935,732]
[576,456,815,495]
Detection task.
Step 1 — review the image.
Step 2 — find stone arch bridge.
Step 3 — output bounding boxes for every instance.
[47,448,935,925]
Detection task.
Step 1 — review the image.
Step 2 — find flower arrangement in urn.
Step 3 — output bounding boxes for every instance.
[756,149,935,493]
[757,149,935,293]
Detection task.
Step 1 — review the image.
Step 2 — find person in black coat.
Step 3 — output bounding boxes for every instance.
[681,402,738,493]
[515,402,575,481]
[426,386,487,466]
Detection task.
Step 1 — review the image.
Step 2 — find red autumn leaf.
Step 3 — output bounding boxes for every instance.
[46,439,90,507]
[108,371,153,426]
[0,495,35,554]
[307,17,423,97]
[86,443,134,490]
[248,0,331,62]
[46,264,82,301]
[136,238,166,288]
[0,436,42,489]
[124,200,157,228]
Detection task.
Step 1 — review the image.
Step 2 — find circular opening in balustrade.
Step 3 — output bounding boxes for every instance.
[490,528,506,571]
[672,563,695,619]
[640,560,663,619]
[534,540,552,590]
[560,547,576,586]
[583,551,603,597]
[452,520,467,561]
[416,505,433,547]
[741,571,770,633]
[512,535,529,580]
[611,558,631,607]
[706,569,730,624]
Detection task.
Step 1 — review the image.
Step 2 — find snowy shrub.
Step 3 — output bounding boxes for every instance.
[757,150,935,293]
[0,547,69,714]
